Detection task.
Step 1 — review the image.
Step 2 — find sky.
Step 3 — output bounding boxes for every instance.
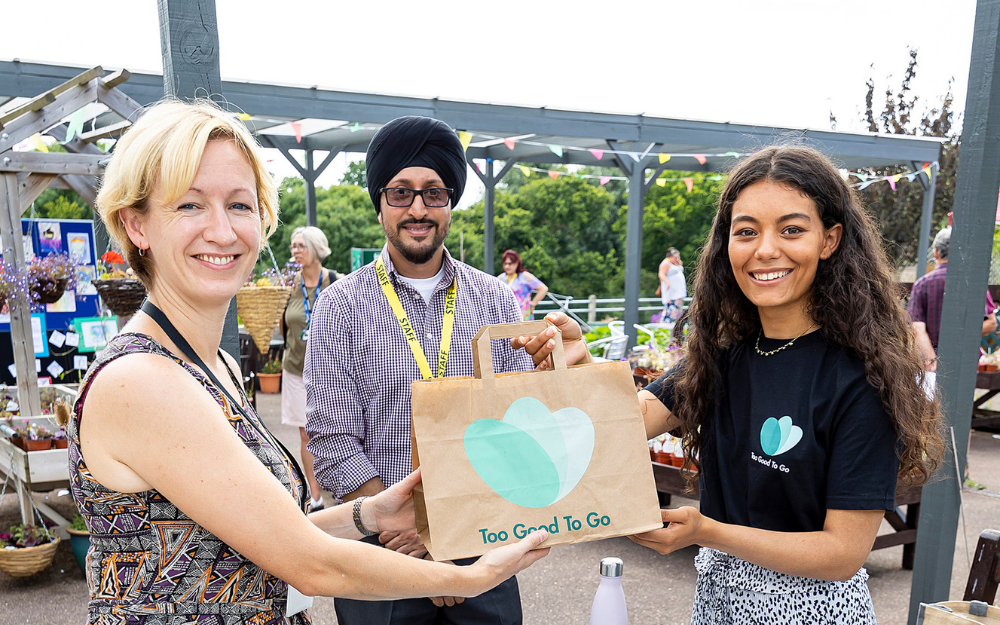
[0,0,980,206]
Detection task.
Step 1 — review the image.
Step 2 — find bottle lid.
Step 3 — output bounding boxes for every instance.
[600,557,623,577]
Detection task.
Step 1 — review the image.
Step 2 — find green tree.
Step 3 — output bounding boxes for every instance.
[340,160,367,188]
[857,49,956,267]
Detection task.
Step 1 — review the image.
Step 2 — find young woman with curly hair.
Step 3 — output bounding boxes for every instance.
[517,146,943,624]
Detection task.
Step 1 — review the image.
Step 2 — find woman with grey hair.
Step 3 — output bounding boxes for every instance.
[282,225,333,511]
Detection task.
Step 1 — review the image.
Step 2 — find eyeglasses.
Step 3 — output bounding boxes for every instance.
[380,187,454,208]
[290,243,307,251]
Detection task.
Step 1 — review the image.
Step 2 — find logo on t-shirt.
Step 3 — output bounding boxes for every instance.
[760,416,803,456]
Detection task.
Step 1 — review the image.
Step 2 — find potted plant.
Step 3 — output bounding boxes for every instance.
[237,261,296,354]
[53,427,68,449]
[257,357,282,394]
[23,424,54,452]
[93,251,147,317]
[27,253,77,304]
[66,514,89,575]
[0,523,60,578]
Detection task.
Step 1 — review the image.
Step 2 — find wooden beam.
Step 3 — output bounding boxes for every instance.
[101,68,131,90]
[78,119,131,143]
[0,152,105,176]
[0,83,98,153]
[0,173,42,417]
[18,173,57,214]
[95,83,144,122]
[0,66,102,130]
[59,174,98,208]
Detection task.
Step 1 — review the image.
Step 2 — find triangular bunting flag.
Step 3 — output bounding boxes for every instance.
[656,178,667,187]
[350,122,362,132]
[693,154,707,165]
[475,162,482,174]
[859,181,873,191]
[887,177,896,191]
[906,173,917,182]
[519,165,531,176]
[683,178,694,193]
[658,153,671,164]
[838,169,849,180]
[237,113,252,121]
[923,166,932,179]
[589,148,604,160]
[628,153,640,162]
[290,122,302,143]
[549,145,563,158]
[504,138,516,150]
[459,131,473,152]
[63,108,87,144]
[548,170,560,179]
[856,173,868,182]
[724,151,739,158]
[599,176,611,185]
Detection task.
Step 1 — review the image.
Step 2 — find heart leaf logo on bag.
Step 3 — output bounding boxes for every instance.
[759,416,803,456]
[464,397,595,508]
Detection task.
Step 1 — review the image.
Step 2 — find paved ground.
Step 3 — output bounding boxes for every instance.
[2,391,999,624]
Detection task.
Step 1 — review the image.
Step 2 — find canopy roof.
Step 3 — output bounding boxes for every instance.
[1,60,943,171]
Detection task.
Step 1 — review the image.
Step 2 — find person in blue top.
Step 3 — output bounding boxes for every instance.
[516,146,944,624]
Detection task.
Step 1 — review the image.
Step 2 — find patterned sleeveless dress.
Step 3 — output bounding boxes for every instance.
[68,333,312,625]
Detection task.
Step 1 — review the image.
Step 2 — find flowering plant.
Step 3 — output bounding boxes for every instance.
[246,262,299,287]
[260,356,283,374]
[2,524,55,548]
[0,258,29,307]
[98,250,133,279]
[28,253,77,301]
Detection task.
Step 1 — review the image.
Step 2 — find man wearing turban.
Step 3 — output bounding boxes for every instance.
[305,116,536,624]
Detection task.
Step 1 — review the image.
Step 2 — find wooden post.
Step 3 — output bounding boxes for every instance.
[157,0,240,360]
[0,173,41,416]
[908,1,1000,621]
[588,294,597,324]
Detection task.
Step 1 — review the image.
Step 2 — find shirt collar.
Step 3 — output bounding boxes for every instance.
[380,243,457,290]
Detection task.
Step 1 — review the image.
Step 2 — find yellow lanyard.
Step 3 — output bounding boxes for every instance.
[375,256,457,380]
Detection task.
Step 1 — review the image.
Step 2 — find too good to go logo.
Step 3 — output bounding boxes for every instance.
[759,416,802,457]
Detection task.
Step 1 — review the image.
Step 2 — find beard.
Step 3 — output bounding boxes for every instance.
[385,216,450,265]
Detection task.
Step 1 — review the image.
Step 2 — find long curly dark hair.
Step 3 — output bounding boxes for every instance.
[673,146,943,488]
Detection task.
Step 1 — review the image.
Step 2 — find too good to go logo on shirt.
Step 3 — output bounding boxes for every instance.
[750,416,803,473]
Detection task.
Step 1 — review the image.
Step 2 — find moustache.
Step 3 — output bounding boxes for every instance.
[397,219,438,230]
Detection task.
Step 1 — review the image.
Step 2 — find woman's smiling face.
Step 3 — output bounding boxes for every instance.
[728,180,842,320]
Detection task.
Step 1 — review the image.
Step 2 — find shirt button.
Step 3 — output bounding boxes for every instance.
[414,294,421,300]
[426,332,433,339]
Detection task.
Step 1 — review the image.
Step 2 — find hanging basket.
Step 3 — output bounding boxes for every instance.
[0,536,60,578]
[31,277,68,305]
[93,279,147,317]
[236,286,292,353]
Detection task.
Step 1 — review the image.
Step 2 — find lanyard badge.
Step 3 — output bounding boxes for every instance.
[375,256,457,380]
[300,272,324,341]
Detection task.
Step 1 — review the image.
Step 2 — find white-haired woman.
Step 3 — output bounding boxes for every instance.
[63,98,548,624]
[281,225,332,511]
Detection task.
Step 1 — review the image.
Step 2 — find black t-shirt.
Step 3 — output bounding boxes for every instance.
[646,330,900,533]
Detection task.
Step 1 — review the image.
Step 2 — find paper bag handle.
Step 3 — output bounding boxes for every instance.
[471,320,567,379]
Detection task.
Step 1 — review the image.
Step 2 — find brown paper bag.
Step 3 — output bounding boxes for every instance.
[411,321,663,561]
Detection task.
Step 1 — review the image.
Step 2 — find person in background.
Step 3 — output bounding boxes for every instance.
[909,225,997,371]
[658,247,686,321]
[498,249,548,320]
[281,225,333,512]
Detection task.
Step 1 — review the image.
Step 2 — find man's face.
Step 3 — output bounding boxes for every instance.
[378,166,452,265]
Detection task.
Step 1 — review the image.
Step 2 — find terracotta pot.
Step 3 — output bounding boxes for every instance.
[24,438,53,452]
[10,435,25,451]
[53,439,68,449]
[258,373,281,394]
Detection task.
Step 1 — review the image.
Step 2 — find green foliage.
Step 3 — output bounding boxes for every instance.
[27,189,92,220]
[259,357,282,374]
[340,160,367,188]
[857,49,956,267]
[69,514,88,532]
[268,178,383,274]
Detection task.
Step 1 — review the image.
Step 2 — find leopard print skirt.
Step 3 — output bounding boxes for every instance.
[691,548,877,625]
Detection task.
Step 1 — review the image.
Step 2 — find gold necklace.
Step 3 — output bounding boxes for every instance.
[755,323,818,357]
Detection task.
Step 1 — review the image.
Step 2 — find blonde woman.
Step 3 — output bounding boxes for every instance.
[281,225,332,511]
[66,99,548,624]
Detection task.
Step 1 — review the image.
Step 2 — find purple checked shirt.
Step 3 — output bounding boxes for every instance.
[304,246,533,500]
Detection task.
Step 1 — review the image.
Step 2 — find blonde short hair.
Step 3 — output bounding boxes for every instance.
[291,226,331,264]
[96,98,279,287]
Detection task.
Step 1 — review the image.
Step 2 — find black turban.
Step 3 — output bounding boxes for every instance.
[366,116,467,213]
